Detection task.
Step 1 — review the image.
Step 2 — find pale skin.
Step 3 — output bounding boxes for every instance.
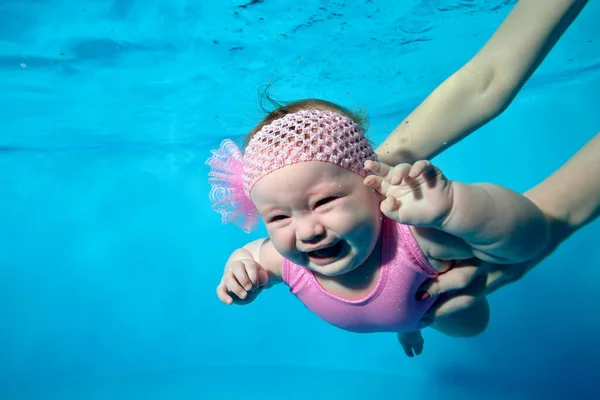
[377,0,590,165]
[216,133,600,356]
[374,0,592,325]
[216,158,549,357]
[217,0,593,356]
[419,132,600,325]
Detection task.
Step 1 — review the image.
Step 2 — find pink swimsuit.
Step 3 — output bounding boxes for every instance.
[281,217,440,333]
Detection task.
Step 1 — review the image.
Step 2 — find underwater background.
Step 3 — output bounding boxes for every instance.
[1,1,599,399]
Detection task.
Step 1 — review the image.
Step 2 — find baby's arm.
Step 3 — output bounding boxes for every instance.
[442,181,549,264]
[364,160,549,265]
[216,238,284,305]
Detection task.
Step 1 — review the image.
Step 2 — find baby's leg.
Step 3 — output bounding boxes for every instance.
[397,330,424,358]
[398,299,488,357]
[430,297,490,337]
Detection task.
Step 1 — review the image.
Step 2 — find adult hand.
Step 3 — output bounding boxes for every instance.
[418,216,573,321]
[417,259,520,321]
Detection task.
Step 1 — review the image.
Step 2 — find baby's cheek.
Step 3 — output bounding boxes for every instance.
[268,231,293,254]
[340,200,377,224]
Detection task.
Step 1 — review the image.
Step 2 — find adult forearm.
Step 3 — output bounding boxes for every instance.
[483,214,573,297]
[525,132,600,233]
[376,0,588,166]
[485,131,600,296]
[376,68,498,165]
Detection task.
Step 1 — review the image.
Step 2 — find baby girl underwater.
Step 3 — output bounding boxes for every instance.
[207,101,549,357]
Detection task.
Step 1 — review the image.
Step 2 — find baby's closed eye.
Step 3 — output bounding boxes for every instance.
[314,196,340,208]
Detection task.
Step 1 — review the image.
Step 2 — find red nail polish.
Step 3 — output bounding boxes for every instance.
[417,291,430,301]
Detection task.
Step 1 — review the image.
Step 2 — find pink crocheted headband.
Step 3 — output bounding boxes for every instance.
[206,109,378,232]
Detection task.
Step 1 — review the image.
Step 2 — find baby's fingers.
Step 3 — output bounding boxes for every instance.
[364,161,412,186]
[364,160,392,178]
[232,263,254,292]
[380,196,402,221]
[216,283,234,305]
[389,164,412,185]
[222,268,250,300]
[246,264,269,289]
[363,174,390,195]
[408,160,433,178]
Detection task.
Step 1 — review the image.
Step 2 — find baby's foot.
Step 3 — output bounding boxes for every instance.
[397,330,424,358]
[364,160,453,227]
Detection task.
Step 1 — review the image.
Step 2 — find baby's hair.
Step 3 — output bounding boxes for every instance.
[244,85,369,149]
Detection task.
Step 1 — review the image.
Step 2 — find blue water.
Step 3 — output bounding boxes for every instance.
[1,1,599,399]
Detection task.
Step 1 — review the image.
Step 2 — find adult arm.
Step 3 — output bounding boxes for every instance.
[376,0,589,165]
[421,132,600,319]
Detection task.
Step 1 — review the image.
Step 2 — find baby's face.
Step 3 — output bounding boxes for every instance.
[251,161,383,276]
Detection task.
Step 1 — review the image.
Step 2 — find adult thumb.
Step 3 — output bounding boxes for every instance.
[419,260,479,298]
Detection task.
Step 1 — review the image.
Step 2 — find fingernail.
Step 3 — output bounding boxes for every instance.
[416,291,430,301]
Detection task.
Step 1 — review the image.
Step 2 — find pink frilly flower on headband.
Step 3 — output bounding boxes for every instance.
[206,139,259,233]
[206,109,377,233]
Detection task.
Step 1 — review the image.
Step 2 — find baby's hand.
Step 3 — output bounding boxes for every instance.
[397,330,424,358]
[217,259,269,305]
[364,160,453,228]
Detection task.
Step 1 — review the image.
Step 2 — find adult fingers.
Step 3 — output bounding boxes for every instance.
[418,260,481,298]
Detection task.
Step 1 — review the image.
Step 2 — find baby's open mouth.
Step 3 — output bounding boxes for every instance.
[309,241,344,260]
